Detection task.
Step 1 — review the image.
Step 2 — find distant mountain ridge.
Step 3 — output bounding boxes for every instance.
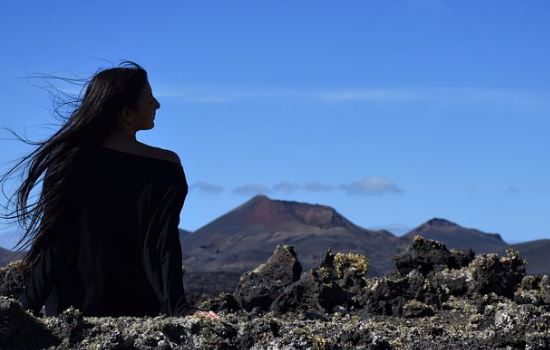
[192,195,361,234]
[180,195,405,276]
[179,196,548,276]
[400,217,509,253]
[0,246,24,266]
[1,195,548,276]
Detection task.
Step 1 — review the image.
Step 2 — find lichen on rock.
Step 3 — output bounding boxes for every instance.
[333,252,368,279]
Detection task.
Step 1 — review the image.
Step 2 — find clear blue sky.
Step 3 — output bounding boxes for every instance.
[1,0,549,249]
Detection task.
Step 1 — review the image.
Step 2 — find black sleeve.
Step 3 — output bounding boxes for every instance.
[141,184,195,316]
[18,238,61,316]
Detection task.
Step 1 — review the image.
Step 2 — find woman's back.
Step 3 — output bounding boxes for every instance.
[19,145,191,317]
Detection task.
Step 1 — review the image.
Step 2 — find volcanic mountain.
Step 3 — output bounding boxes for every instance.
[400,218,509,253]
[180,195,406,276]
[399,218,549,275]
[1,197,547,276]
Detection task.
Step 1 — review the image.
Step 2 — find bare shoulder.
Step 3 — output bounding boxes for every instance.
[139,143,181,166]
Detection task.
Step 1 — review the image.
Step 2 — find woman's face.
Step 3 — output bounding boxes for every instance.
[124,80,161,131]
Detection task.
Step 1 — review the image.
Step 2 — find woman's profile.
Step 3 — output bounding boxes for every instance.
[0,61,219,320]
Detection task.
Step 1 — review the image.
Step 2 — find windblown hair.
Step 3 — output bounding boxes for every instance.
[0,60,149,266]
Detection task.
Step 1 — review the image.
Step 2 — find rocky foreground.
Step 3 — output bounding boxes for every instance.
[1,236,550,349]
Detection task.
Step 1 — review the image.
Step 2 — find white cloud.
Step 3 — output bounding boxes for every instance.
[154,84,549,107]
[272,181,302,193]
[233,184,272,196]
[271,180,334,193]
[190,181,224,194]
[340,177,403,195]
[303,181,334,192]
[233,178,401,196]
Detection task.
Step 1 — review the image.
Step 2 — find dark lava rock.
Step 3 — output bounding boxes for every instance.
[47,306,89,346]
[358,268,446,317]
[0,260,27,299]
[402,299,435,318]
[514,275,547,305]
[483,302,540,348]
[233,244,302,311]
[394,235,474,276]
[238,317,281,349]
[1,236,547,349]
[199,291,240,313]
[0,296,28,344]
[0,296,57,349]
[526,332,550,349]
[542,275,550,304]
[467,248,526,299]
[337,323,392,349]
[270,249,369,314]
[432,268,468,297]
[303,310,330,321]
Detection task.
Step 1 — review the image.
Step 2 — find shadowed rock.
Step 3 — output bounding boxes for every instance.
[198,291,240,314]
[270,250,369,313]
[0,296,58,349]
[402,299,435,318]
[359,237,528,317]
[395,235,474,276]
[467,248,526,299]
[0,236,549,349]
[233,244,302,311]
[514,274,550,305]
[0,260,27,299]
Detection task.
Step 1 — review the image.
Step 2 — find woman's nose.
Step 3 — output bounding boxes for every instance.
[155,98,161,109]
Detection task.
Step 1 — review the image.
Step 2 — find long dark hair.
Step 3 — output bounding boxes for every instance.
[0,60,149,266]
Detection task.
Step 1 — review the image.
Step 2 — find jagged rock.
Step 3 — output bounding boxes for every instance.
[238,316,281,349]
[526,332,550,349]
[515,274,550,306]
[270,249,368,313]
[0,296,28,344]
[0,296,58,349]
[233,244,302,311]
[402,299,435,318]
[2,237,549,349]
[514,275,545,305]
[467,249,526,299]
[0,260,27,299]
[394,235,474,276]
[541,275,550,304]
[484,302,543,348]
[336,322,392,349]
[359,268,444,317]
[433,267,468,297]
[47,306,88,346]
[198,292,239,313]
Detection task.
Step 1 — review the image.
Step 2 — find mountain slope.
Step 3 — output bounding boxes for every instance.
[401,218,509,254]
[0,247,25,267]
[180,195,406,276]
[509,239,550,275]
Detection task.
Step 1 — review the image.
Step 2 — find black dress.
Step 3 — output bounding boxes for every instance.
[18,145,201,317]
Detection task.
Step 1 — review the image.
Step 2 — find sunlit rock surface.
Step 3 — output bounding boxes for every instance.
[1,236,549,349]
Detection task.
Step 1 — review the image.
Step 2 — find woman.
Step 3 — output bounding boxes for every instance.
[0,61,219,320]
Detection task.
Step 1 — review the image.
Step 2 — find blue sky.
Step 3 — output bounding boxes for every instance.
[1,0,549,249]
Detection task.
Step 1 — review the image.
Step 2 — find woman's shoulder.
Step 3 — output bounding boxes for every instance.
[97,141,182,167]
[134,143,182,166]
